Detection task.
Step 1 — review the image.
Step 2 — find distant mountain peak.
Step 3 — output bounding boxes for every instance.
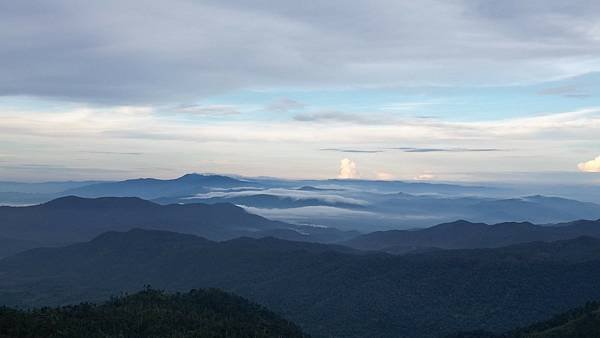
[90,228,213,247]
[434,219,486,228]
[174,173,248,185]
[177,173,210,180]
[41,195,157,209]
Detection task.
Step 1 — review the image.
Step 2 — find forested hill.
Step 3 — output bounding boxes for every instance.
[512,301,600,337]
[449,301,600,338]
[3,229,600,337]
[0,288,306,338]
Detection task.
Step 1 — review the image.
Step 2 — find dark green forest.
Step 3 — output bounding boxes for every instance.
[3,229,600,337]
[449,301,600,338]
[0,288,306,338]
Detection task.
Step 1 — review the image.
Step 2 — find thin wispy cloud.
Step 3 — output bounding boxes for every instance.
[85,151,144,156]
[538,85,591,99]
[265,98,306,112]
[173,104,241,116]
[393,147,503,153]
[320,148,383,154]
[293,111,381,124]
[321,147,502,154]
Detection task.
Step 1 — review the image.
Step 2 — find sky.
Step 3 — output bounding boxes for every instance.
[1,0,600,183]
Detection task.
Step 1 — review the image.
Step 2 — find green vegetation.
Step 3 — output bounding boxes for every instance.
[449,301,600,338]
[514,301,600,338]
[0,288,306,338]
[3,230,600,337]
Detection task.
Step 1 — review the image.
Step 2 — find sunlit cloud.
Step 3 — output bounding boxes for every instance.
[338,159,359,179]
[414,173,436,181]
[578,155,600,172]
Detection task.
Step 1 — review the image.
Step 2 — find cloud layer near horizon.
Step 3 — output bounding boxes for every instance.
[1,104,599,181]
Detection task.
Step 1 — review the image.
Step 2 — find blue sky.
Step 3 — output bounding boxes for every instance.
[200,72,600,121]
[1,1,600,183]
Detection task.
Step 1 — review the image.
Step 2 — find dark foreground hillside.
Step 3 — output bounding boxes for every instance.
[2,229,600,337]
[0,288,306,338]
[449,301,600,338]
[513,301,600,338]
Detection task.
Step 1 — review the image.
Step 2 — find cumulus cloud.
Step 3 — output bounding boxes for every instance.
[338,158,359,179]
[578,156,600,172]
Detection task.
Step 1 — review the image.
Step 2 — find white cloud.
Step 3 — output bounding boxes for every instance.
[2,105,600,181]
[338,158,359,179]
[174,104,241,116]
[240,205,376,222]
[186,187,369,206]
[414,173,436,181]
[578,155,600,172]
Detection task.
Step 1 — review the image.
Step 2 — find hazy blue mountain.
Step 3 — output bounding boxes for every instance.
[0,180,106,194]
[372,194,600,224]
[0,191,58,206]
[0,288,307,338]
[0,195,282,244]
[295,185,341,191]
[469,195,600,223]
[155,179,600,230]
[4,173,600,230]
[343,219,600,252]
[62,173,251,199]
[0,236,42,258]
[0,196,354,257]
[2,230,600,337]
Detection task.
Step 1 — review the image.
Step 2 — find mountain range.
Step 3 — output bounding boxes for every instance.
[4,195,600,259]
[2,229,600,337]
[0,196,357,257]
[3,174,600,230]
[344,218,600,253]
